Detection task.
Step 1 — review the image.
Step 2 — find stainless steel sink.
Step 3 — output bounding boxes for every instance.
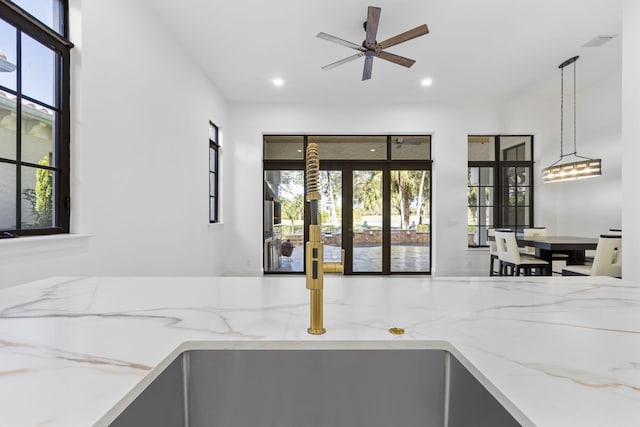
[111,349,520,427]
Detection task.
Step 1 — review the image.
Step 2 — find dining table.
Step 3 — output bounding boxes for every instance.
[518,235,599,275]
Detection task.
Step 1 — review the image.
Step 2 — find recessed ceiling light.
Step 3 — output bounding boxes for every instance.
[421,78,433,87]
[582,35,615,47]
[370,148,376,152]
[297,149,302,153]
[272,78,285,87]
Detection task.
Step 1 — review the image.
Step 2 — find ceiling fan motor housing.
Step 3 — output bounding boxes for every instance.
[363,22,377,49]
[318,6,429,80]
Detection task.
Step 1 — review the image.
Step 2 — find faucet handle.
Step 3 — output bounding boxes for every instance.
[324,249,345,274]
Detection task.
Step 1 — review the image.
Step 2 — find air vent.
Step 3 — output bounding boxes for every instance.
[582,35,616,47]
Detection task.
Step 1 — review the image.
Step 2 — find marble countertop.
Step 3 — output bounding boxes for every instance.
[0,275,639,426]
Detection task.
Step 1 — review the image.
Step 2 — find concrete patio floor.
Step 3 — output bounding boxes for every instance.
[275,244,430,273]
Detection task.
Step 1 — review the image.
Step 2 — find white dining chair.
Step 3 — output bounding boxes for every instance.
[495,230,550,276]
[562,235,621,278]
[488,228,515,275]
[487,228,499,276]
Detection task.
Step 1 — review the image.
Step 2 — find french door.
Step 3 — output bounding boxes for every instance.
[340,166,430,274]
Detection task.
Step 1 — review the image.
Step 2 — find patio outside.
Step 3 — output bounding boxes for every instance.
[276,241,430,273]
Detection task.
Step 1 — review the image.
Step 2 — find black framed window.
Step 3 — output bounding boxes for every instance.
[0,0,72,237]
[10,0,66,34]
[263,135,432,275]
[208,121,220,223]
[468,135,534,247]
[467,166,494,246]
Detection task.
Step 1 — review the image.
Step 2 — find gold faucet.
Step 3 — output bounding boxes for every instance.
[305,143,344,335]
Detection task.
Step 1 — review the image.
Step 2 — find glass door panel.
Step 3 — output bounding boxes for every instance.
[352,170,383,273]
[320,170,343,264]
[263,170,304,273]
[468,166,495,246]
[500,166,532,232]
[390,170,430,272]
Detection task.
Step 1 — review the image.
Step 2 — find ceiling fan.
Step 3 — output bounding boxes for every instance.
[317,6,429,81]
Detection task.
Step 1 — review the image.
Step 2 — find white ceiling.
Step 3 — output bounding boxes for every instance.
[144,0,622,104]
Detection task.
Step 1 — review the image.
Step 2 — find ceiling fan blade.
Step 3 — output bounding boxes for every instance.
[362,54,374,80]
[377,51,416,68]
[321,53,365,70]
[365,6,381,45]
[379,24,429,50]
[317,32,365,51]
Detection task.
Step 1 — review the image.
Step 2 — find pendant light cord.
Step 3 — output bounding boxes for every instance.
[573,59,577,155]
[570,58,592,161]
[560,65,564,158]
[556,55,590,162]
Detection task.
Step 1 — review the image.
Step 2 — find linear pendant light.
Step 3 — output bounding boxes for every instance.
[543,56,602,183]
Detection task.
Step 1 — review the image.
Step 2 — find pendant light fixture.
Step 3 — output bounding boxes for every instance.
[543,56,602,183]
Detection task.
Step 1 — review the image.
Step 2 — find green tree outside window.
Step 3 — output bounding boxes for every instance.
[22,155,53,227]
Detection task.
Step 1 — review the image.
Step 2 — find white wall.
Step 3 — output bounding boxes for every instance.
[0,0,229,288]
[226,101,509,276]
[622,0,640,280]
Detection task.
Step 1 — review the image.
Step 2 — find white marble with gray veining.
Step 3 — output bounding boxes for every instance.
[0,275,638,426]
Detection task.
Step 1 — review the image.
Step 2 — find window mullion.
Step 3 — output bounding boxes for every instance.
[15,24,22,231]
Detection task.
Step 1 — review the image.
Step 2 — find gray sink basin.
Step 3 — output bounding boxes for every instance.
[111,349,520,427]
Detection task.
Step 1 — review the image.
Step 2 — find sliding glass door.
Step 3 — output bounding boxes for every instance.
[390,170,430,272]
[320,170,343,265]
[351,170,383,273]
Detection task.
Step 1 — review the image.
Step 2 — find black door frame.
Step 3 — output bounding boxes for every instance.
[263,135,432,275]
[319,161,432,275]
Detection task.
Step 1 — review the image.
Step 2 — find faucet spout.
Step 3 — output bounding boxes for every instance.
[305,143,326,334]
